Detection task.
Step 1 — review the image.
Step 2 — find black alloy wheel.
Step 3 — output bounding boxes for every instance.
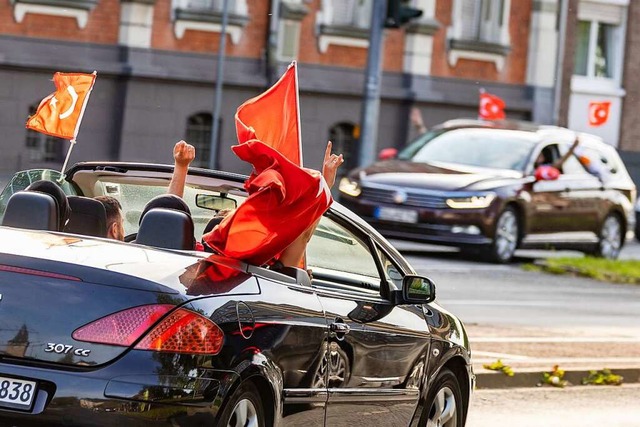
[420,368,463,427]
[217,382,265,427]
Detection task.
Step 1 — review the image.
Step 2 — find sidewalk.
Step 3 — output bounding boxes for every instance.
[467,324,640,389]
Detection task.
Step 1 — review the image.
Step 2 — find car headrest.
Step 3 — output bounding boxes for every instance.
[65,196,108,238]
[136,208,195,250]
[1,191,59,231]
[25,180,70,231]
[139,194,191,225]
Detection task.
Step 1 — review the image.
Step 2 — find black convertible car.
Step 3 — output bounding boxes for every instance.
[0,163,473,427]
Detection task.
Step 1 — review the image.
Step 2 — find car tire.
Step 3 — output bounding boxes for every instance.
[419,368,464,427]
[487,207,519,263]
[217,382,266,427]
[592,213,623,259]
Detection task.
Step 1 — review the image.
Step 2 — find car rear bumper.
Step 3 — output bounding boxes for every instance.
[340,198,497,246]
[0,351,238,426]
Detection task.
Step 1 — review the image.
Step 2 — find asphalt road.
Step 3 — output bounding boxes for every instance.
[392,239,640,330]
[467,384,640,427]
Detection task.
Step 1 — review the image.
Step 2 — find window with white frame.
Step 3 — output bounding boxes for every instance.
[448,0,511,70]
[573,1,626,81]
[172,0,249,43]
[316,0,372,52]
[11,0,99,29]
[185,112,213,168]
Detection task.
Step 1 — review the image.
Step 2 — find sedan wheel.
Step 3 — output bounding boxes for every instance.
[421,368,463,427]
[594,214,623,259]
[219,383,265,427]
[489,207,519,263]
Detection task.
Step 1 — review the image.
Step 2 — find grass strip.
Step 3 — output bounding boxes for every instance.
[526,257,640,284]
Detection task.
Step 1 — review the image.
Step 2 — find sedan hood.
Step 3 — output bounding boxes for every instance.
[356,160,520,191]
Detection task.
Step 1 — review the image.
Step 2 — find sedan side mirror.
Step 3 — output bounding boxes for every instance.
[398,275,436,304]
[378,148,398,161]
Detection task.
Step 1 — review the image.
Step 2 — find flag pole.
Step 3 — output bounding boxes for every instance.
[58,139,77,181]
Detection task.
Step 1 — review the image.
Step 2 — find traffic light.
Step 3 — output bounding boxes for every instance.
[385,0,423,28]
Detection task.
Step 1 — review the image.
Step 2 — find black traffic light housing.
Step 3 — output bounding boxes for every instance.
[385,0,423,28]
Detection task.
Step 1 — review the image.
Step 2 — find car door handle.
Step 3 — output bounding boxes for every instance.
[330,321,350,335]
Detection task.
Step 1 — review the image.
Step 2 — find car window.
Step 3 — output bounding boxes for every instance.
[401,128,537,171]
[557,144,591,176]
[375,245,404,290]
[0,169,77,221]
[95,180,245,237]
[306,215,382,292]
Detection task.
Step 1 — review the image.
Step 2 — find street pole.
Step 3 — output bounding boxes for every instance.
[553,0,568,126]
[358,0,387,167]
[209,0,230,170]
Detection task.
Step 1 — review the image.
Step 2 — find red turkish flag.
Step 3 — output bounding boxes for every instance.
[203,140,332,265]
[235,62,302,166]
[479,92,506,120]
[26,71,97,140]
[588,101,610,127]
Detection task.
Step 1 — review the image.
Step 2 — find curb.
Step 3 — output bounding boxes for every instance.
[475,367,640,389]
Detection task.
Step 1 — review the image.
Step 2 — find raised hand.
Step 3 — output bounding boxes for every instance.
[173,140,195,168]
[322,141,344,189]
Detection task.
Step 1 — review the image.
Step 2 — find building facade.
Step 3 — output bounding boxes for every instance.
[0,0,636,181]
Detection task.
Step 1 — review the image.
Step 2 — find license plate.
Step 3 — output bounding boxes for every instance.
[0,376,37,410]
[375,206,418,223]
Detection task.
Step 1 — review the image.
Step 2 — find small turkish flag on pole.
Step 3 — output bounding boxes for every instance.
[479,90,506,120]
[588,101,611,127]
[26,71,97,141]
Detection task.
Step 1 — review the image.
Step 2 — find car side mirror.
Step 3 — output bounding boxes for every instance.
[399,275,436,304]
[378,148,398,161]
[533,165,560,181]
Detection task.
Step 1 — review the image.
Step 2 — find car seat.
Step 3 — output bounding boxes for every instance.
[65,196,108,238]
[135,208,195,250]
[2,191,60,231]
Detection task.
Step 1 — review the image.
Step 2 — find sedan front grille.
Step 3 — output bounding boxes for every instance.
[360,187,448,209]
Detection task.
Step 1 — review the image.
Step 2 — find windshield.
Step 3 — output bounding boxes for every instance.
[398,128,538,172]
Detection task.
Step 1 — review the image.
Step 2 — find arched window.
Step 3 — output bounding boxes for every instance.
[328,122,359,180]
[185,112,214,168]
[25,105,64,163]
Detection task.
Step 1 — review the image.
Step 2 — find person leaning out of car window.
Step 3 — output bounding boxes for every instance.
[167,139,344,270]
[534,136,580,180]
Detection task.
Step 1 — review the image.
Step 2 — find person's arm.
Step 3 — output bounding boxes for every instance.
[278,141,344,268]
[552,136,580,170]
[410,107,427,134]
[168,140,195,198]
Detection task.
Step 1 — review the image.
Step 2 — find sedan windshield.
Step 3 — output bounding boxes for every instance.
[398,128,539,172]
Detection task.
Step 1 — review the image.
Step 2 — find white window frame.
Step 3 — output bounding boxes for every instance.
[572,0,628,96]
[172,0,248,44]
[315,0,372,53]
[447,0,511,71]
[12,1,98,29]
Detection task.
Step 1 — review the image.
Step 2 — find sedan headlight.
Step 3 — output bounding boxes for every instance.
[446,193,496,209]
[339,177,361,197]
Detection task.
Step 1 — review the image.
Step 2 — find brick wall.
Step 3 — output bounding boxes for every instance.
[0,0,119,44]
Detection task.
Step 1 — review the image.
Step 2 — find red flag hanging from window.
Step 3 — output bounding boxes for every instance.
[235,62,302,166]
[203,140,332,266]
[588,101,611,127]
[26,71,97,140]
[479,91,506,120]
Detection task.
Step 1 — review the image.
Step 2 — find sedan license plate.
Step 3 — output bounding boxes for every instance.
[0,376,37,410]
[375,206,418,223]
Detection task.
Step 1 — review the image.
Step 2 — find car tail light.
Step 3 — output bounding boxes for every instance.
[73,305,224,355]
[134,308,224,355]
